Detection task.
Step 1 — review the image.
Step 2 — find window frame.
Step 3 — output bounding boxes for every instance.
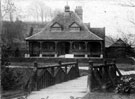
[50,22,62,32]
[69,22,81,32]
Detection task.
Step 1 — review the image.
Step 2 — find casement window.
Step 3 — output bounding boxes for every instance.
[51,22,62,32]
[72,42,85,51]
[69,22,80,32]
[42,42,55,51]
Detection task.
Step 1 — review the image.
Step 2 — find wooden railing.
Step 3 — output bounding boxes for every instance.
[88,60,122,92]
[3,60,80,96]
[25,60,80,92]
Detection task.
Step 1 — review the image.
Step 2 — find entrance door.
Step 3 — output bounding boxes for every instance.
[58,42,70,56]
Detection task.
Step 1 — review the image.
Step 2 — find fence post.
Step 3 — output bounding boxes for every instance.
[88,60,93,92]
[103,60,108,83]
[75,59,80,77]
[104,60,107,66]
[113,59,116,64]
[34,62,38,91]
[58,60,62,66]
[65,65,67,74]
[51,67,55,76]
[113,59,122,77]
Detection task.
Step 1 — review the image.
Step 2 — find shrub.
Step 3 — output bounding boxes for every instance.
[1,67,24,90]
[2,66,34,91]
[115,76,135,94]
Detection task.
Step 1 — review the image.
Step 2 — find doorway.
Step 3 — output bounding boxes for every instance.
[57,42,70,56]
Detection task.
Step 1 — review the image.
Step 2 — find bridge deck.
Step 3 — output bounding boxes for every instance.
[26,76,88,99]
[12,67,135,99]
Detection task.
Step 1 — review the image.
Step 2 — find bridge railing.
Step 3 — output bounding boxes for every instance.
[32,60,80,91]
[3,60,80,95]
[88,60,122,92]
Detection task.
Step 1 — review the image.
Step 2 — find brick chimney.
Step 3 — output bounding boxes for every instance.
[75,6,83,21]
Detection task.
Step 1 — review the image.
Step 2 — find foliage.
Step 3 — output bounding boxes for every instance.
[1,67,24,90]
[1,21,25,47]
[1,65,34,91]
[1,0,16,21]
[115,76,135,94]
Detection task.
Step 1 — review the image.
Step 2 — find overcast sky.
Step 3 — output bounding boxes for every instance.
[3,0,135,37]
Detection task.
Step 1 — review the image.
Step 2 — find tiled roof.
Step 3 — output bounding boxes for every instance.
[105,36,115,48]
[26,11,102,41]
[110,38,129,47]
[89,27,105,40]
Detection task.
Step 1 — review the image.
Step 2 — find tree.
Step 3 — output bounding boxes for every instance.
[28,1,62,22]
[1,21,25,48]
[117,28,135,47]
[28,1,52,23]
[1,0,16,22]
[52,9,62,19]
[0,0,2,95]
[119,0,135,26]
[117,0,135,47]
[119,0,135,7]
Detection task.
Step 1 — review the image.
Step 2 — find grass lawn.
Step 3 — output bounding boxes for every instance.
[116,63,135,71]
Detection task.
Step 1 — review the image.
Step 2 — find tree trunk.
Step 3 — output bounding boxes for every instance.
[0,0,2,96]
[9,12,13,22]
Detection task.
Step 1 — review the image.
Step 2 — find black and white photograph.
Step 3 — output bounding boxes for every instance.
[0,0,135,99]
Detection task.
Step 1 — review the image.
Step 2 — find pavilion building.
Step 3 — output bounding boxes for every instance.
[25,5,105,58]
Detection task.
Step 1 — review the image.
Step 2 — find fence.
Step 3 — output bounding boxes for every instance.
[88,60,122,92]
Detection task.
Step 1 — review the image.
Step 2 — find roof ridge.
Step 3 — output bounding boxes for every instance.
[26,10,102,41]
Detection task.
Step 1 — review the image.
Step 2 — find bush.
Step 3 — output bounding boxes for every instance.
[1,67,24,90]
[2,66,34,91]
[115,76,135,94]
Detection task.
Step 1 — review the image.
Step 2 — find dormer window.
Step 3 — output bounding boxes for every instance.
[69,22,80,32]
[51,22,62,32]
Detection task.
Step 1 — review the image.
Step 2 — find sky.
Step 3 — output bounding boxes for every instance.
[2,0,135,38]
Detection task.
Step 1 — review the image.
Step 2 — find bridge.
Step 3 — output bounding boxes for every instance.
[3,60,135,99]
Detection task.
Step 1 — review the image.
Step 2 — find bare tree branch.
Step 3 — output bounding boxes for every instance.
[28,1,62,22]
[119,0,135,7]
[117,28,135,47]
[1,0,16,21]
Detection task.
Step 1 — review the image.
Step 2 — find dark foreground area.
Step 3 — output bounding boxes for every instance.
[82,92,135,99]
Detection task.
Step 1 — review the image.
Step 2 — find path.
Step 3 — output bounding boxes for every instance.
[14,76,88,99]
[12,67,135,99]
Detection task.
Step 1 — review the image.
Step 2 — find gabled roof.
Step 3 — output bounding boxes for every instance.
[51,22,62,28]
[105,36,115,48]
[110,38,129,48]
[69,22,80,28]
[89,27,105,40]
[26,9,102,41]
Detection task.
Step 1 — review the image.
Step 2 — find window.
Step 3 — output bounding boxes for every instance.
[42,42,55,51]
[69,22,80,32]
[30,42,40,56]
[72,42,85,51]
[88,42,101,53]
[51,22,62,32]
